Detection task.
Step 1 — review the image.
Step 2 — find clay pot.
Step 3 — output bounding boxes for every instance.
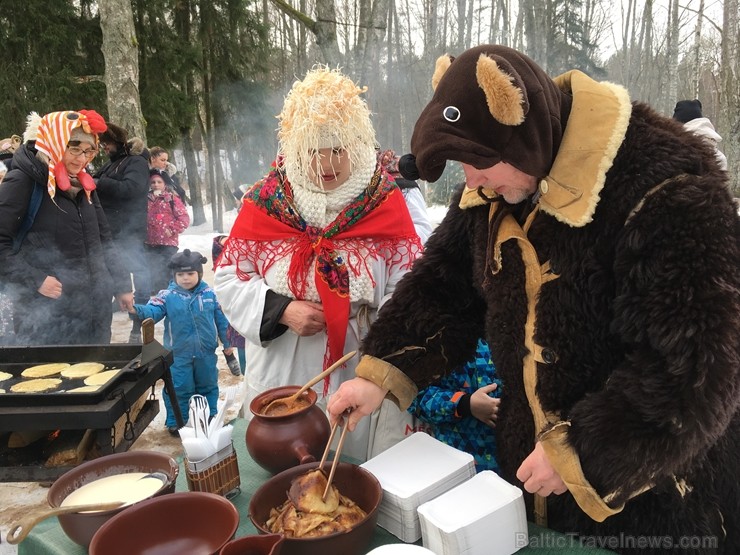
[219,532,285,555]
[47,450,178,548]
[89,492,239,555]
[248,462,382,555]
[246,386,331,474]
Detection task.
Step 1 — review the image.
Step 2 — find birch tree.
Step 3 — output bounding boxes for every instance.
[98,0,146,140]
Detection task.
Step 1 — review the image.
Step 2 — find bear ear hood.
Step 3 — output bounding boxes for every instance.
[410,44,572,182]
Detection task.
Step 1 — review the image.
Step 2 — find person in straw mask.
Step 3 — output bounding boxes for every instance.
[0,110,133,345]
[214,66,422,460]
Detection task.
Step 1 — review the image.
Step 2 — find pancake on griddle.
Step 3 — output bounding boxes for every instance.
[10,378,63,393]
[84,369,120,386]
[0,371,12,382]
[21,363,70,378]
[61,362,105,379]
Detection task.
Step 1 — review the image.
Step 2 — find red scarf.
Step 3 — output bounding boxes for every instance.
[222,162,421,386]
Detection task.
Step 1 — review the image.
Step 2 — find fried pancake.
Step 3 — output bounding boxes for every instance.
[61,362,105,379]
[67,385,101,393]
[0,371,12,382]
[21,363,70,378]
[84,369,120,386]
[10,378,62,393]
[288,469,340,514]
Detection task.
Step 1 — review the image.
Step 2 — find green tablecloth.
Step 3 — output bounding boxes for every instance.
[17,418,614,554]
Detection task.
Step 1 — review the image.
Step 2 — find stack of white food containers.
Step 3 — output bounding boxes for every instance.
[417,470,528,555]
[361,432,476,542]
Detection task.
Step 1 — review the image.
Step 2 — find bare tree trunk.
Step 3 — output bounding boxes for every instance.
[691,0,705,98]
[719,0,739,193]
[269,0,341,65]
[665,0,680,114]
[98,0,146,141]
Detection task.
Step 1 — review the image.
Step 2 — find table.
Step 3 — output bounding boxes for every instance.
[17,418,615,554]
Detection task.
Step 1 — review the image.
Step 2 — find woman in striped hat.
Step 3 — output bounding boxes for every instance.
[0,110,134,345]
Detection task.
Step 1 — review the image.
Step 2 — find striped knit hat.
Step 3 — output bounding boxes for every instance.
[29,110,107,200]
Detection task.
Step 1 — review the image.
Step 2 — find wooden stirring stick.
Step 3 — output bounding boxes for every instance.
[319,419,341,472]
[322,411,350,501]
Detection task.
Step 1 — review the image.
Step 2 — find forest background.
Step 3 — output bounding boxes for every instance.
[0,0,737,231]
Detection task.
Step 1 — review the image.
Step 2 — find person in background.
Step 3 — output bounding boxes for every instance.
[328,45,739,552]
[408,338,502,473]
[1,135,21,173]
[149,145,189,205]
[0,110,133,345]
[146,169,190,293]
[672,99,728,171]
[128,249,232,435]
[214,66,422,461]
[94,121,151,343]
[212,235,245,376]
[377,148,434,244]
[0,135,21,342]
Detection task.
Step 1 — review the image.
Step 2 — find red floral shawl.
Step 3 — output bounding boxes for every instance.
[222,160,422,382]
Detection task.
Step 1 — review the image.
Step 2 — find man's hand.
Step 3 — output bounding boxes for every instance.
[327,378,387,432]
[38,276,62,299]
[116,292,135,313]
[516,442,568,496]
[469,382,500,428]
[280,300,325,336]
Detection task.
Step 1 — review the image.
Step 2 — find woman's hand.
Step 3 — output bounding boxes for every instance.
[279,300,325,336]
[38,276,62,299]
[470,382,500,428]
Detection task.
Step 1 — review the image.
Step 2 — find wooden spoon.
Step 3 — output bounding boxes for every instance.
[262,351,357,415]
[6,501,126,544]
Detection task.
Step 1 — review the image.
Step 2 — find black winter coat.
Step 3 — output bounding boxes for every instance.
[0,144,131,345]
[94,140,150,245]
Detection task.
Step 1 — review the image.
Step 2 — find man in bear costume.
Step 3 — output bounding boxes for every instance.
[328,45,739,552]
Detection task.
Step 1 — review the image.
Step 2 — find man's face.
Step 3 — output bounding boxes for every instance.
[100,141,117,157]
[175,271,199,290]
[308,148,351,191]
[462,161,538,205]
[152,153,168,171]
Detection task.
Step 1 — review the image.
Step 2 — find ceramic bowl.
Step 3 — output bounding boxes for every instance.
[47,450,178,547]
[248,461,382,555]
[89,491,239,555]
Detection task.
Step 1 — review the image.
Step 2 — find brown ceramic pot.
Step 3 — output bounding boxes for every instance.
[89,491,239,555]
[248,461,382,555]
[246,386,331,474]
[47,450,179,548]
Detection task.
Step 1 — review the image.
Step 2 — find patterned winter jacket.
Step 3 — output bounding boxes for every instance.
[133,279,231,358]
[408,339,502,472]
[146,189,190,247]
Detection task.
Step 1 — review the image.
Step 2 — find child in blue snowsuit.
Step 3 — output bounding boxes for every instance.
[129,249,232,434]
[408,338,502,473]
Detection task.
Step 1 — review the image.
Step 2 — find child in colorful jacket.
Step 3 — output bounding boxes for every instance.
[146,169,190,293]
[408,338,503,473]
[129,249,232,434]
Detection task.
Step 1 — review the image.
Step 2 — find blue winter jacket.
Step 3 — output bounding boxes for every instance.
[133,279,231,357]
[408,339,502,472]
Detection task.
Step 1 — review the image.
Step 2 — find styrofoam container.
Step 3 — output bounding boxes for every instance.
[366,545,437,554]
[417,471,528,555]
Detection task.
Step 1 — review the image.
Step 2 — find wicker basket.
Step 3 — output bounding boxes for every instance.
[185,442,241,498]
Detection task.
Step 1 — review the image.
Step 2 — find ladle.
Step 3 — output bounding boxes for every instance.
[6,501,126,544]
[5,471,169,544]
[262,350,356,415]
